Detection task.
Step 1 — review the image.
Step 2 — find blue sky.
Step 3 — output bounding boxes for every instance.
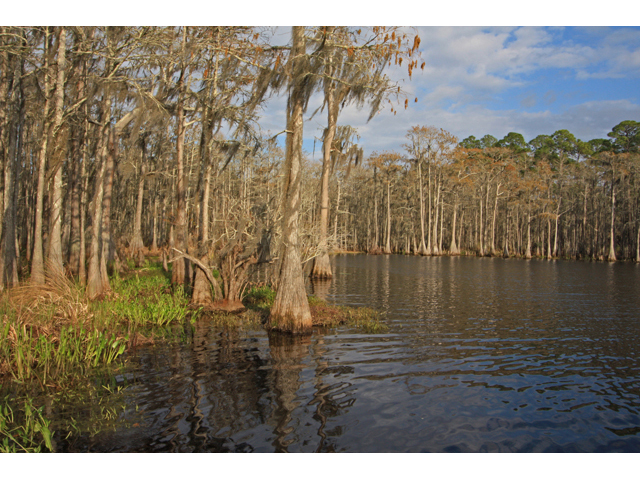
[256,26,640,158]
[12,5,640,158]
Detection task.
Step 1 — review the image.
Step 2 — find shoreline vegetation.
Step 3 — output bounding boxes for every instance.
[0,255,385,452]
[1,26,638,452]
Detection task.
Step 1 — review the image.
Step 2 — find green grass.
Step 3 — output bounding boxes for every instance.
[0,262,200,385]
[243,285,276,310]
[0,395,54,452]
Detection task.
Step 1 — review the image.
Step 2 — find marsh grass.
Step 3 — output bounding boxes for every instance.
[0,395,54,452]
[308,295,388,333]
[0,263,198,386]
[1,270,128,386]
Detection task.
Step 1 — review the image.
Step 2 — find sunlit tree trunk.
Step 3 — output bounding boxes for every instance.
[172,56,189,286]
[553,197,562,258]
[426,162,432,255]
[490,183,500,255]
[608,179,617,262]
[449,198,459,254]
[478,186,484,256]
[311,73,337,278]
[46,26,67,277]
[99,126,116,288]
[432,176,440,255]
[131,160,146,264]
[384,181,392,254]
[269,26,312,334]
[87,118,109,298]
[31,28,54,284]
[418,160,427,254]
[525,211,532,259]
[636,221,640,263]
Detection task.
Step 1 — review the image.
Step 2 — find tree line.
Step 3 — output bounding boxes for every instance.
[346,121,640,264]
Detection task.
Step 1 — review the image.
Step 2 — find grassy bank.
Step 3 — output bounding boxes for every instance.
[0,262,198,387]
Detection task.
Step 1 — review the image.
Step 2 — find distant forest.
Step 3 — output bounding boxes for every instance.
[1,27,639,322]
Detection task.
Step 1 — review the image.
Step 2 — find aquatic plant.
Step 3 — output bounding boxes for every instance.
[0,395,54,452]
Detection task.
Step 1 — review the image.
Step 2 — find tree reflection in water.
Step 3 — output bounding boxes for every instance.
[268,332,311,452]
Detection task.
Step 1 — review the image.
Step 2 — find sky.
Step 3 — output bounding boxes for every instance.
[9,2,640,160]
[255,26,640,158]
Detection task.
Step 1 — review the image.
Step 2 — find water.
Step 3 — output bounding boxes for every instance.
[61,255,640,452]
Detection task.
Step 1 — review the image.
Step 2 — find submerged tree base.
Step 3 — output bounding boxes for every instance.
[242,286,387,334]
[310,253,333,279]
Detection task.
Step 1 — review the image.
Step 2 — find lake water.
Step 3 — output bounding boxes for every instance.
[60,255,640,452]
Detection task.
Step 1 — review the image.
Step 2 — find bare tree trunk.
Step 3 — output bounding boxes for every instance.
[172,64,189,286]
[449,198,459,254]
[426,162,432,255]
[418,160,427,254]
[373,168,379,251]
[553,198,562,258]
[503,208,510,257]
[46,26,67,277]
[151,194,158,252]
[636,221,640,263]
[0,46,21,288]
[131,159,146,262]
[269,26,312,334]
[490,183,500,255]
[525,211,532,259]
[31,28,54,284]
[68,42,87,278]
[87,83,112,298]
[546,218,552,260]
[311,81,337,278]
[87,125,108,298]
[384,181,391,254]
[99,126,116,288]
[78,165,87,286]
[333,179,341,248]
[608,180,617,262]
[478,187,484,256]
[438,196,444,253]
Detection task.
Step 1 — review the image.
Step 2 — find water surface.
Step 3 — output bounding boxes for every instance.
[62,255,640,452]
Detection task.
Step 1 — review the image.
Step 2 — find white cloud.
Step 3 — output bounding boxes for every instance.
[255,27,640,158]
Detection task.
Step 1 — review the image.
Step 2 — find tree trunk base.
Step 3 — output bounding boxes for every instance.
[310,253,332,279]
[191,265,213,305]
[212,299,245,314]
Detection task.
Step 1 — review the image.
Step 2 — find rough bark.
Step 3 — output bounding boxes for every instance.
[31,29,54,284]
[171,70,189,286]
[269,26,312,334]
[310,79,337,279]
[0,46,21,288]
[46,26,67,277]
[131,160,146,263]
